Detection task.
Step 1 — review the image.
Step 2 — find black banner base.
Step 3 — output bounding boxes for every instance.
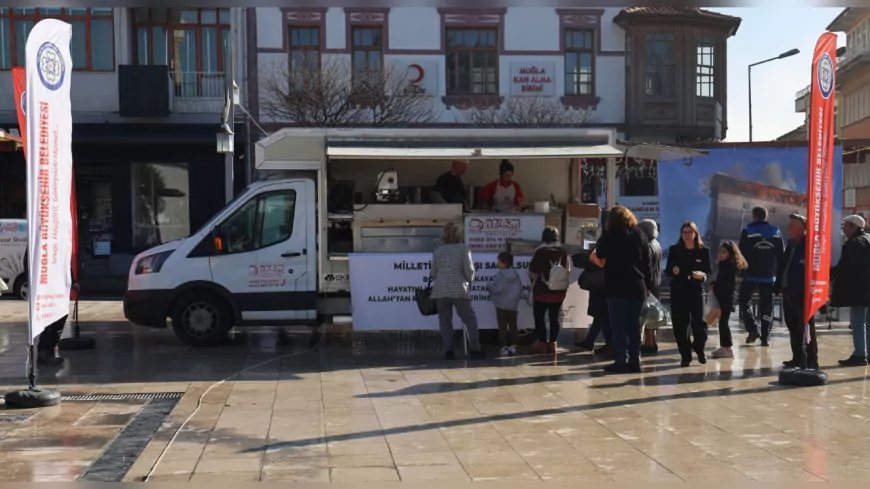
[58,336,96,350]
[3,388,62,409]
[779,367,828,386]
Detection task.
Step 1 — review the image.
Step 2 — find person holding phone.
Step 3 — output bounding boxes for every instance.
[665,221,712,367]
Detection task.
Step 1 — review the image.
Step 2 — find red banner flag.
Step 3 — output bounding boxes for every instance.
[804,32,837,325]
[13,67,79,300]
[12,67,26,152]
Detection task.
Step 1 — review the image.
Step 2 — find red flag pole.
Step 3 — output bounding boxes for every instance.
[803,32,837,370]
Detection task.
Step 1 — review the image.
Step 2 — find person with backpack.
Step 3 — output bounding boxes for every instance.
[593,206,652,373]
[665,221,712,367]
[528,226,570,355]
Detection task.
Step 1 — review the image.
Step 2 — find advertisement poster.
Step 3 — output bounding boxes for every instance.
[614,196,660,222]
[658,147,843,276]
[25,19,74,340]
[464,214,546,250]
[804,32,837,323]
[348,253,589,331]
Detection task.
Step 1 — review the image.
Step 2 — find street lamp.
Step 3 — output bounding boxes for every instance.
[748,48,800,142]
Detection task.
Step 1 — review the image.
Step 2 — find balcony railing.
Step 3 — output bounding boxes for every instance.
[168,71,226,99]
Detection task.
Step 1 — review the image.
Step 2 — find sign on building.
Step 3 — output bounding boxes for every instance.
[509,62,555,97]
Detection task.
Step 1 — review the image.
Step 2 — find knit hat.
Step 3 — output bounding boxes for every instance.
[844,214,866,228]
[499,159,514,175]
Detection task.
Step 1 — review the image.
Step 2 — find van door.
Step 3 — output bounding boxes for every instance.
[210,180,316,322]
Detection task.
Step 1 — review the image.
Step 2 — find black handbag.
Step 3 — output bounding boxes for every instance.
[578,268,605,291]
[415,275,438,316]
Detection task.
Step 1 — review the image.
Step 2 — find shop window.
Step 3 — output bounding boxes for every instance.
[696,36,715,98]
[0,7,114,71]
[216,190,297,254]
[445,28,498,95]
[132,8,230,98]
[564,28,595,96]
[644,33,675,98]
[132,163,191,249]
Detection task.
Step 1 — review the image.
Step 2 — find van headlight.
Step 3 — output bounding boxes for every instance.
[135,251,173,275]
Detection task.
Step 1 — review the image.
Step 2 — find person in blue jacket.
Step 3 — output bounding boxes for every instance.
[738,206,785,346]
[775,214,817,369]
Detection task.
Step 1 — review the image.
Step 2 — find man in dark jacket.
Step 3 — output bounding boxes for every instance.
[776,214,817,369]
[738,206,786,346]
[832,215,870,366]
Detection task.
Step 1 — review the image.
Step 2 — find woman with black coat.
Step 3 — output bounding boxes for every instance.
[665,221,712,367]
[594,206,651,373]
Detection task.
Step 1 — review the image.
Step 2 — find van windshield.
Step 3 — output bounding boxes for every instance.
[189,183,256,237]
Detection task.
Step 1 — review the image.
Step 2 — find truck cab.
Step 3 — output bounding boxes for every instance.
[124,177,318,346]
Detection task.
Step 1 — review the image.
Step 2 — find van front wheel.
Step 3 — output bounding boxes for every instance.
[171,293,232,347]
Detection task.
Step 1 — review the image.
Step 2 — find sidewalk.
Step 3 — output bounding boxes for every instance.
[1,300,868,482]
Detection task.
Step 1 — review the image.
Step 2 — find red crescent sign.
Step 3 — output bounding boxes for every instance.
[408,64,424,84]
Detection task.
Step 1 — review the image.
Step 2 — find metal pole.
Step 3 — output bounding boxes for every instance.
[748,65,753,143]
[27,344,36,389]
[224,8,236,204]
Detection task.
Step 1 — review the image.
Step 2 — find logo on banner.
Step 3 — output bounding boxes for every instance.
[37,42,65,91]
[19,91,26,115]
[818,53,833,100]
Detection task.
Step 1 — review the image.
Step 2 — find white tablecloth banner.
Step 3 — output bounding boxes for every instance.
[349,252,590,331]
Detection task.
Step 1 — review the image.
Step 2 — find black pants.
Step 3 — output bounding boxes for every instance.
[718,309,733,348]
[533,301,562,342]
[783,295,818,367]
[739,281,774,340]
[671,291,707,360]
[37,315,67,352]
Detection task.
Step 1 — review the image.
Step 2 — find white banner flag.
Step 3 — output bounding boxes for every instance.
[25,19,73,342]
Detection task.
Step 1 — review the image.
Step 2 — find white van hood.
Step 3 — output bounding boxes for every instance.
[137,239,182,258]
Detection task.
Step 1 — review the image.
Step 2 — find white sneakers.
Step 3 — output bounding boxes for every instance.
[711,347,734,359]
[500,345,518,357]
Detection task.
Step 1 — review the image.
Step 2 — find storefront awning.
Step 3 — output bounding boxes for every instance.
[615,141,707,162]
[326,144,624,160]
[0,130,22,152]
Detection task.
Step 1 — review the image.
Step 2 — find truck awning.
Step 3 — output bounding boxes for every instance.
[326,144,624,160]
[615,141,707,162]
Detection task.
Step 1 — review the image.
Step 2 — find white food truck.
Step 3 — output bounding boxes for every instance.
[123,127,699,346]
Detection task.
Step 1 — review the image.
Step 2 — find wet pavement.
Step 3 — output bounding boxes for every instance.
[2,299,870,482]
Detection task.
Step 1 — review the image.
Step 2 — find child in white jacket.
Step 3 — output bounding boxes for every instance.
[488,252,524,356]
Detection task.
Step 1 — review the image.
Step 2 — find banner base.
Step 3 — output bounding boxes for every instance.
[3,388,62,409]
[58,336,95,350]
[778,367,828,386]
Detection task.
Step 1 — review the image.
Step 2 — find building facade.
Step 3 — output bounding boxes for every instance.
[250,6,740,220]
[827,8,870,140]
[0,7,250,286]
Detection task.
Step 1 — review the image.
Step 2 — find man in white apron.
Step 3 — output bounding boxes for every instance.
[480,159,524,212]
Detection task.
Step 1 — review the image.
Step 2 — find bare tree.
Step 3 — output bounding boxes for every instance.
[260,57,440,126]
[460,96,599,127]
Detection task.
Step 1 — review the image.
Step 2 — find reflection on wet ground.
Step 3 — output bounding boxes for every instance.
[1,300,870,482]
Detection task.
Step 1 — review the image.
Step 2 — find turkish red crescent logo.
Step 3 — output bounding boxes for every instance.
[407,64,424,84]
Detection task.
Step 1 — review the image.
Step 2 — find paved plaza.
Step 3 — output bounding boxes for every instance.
[1,299,870,482]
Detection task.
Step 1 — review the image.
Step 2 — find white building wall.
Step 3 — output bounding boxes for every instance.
[255,7,627,126]
[0,7,247,127]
